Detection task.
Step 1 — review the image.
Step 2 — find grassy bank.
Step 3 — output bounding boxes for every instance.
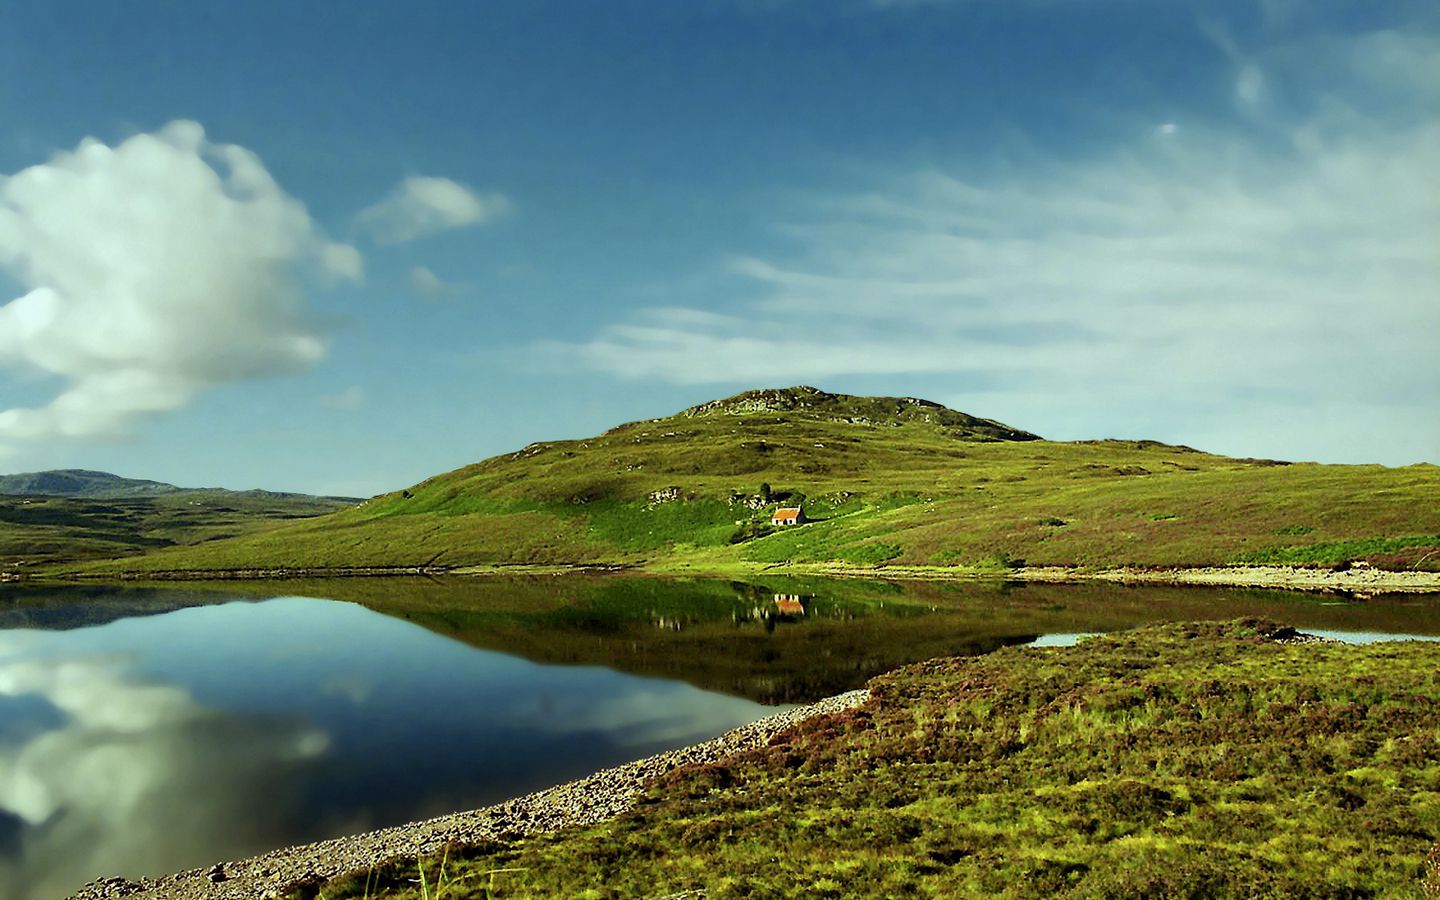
[304,619,1440,899]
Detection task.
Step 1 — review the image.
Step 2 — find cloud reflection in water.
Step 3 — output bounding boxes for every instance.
[0,596,772,900]
[0,639,329,900]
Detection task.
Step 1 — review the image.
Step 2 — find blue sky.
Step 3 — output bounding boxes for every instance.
[0,0,1435,496]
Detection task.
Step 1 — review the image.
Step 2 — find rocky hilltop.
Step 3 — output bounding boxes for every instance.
[677,385,1041,442]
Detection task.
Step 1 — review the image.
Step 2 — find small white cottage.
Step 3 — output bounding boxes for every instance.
[771,507,804,526]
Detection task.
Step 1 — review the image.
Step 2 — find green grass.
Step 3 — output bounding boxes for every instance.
[47,388,1440,577]
[1239,535,1440,567]
[301,619,1440,899]
[574,499,742,550]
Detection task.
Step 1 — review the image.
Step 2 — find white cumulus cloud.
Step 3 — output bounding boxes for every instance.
[358,176,509,244]
[0,121,360,444]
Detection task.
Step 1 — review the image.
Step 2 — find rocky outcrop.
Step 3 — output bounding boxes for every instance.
[677,386,1041,442]
[646,486,685,506]
[681,385,834,417]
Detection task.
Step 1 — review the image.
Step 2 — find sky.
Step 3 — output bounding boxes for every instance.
[0,0,1435,496]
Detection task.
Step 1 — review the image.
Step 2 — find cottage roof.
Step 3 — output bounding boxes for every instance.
[772,507,802,518]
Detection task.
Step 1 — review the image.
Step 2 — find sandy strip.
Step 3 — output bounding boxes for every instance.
[1019,565,1440,594]
[773,563,1440,595]
[69,689,870,900]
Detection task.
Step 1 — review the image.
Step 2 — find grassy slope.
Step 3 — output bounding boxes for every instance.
[62,387,1440,575]
[0,490,355,571]
[310,619,1440,900]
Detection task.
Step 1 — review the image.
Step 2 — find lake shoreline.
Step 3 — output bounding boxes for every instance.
[32,561,1440,595]
[758,562,1440,595]
[68,689,870,900]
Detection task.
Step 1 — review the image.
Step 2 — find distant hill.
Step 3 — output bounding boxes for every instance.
[0,471,362,571]
[50,386,1440,576]
[0,469,184,499]
[0,469,360,504]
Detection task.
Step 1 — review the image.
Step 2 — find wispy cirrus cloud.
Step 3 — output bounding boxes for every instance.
[319,385,367,411]
[0,121,360,445]
[547,26,1440,463]
[357,176,509,244]
[409,265,449,298]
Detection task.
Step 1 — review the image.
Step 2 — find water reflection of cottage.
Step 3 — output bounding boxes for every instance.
[773,594,806,616]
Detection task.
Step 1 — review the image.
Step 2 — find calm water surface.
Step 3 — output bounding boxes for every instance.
[2,576,1438,900]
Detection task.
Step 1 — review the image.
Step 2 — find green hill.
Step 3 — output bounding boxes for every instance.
[60,386,1440,576]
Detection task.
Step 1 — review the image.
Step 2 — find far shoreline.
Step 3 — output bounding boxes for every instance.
[20,560,1440,595]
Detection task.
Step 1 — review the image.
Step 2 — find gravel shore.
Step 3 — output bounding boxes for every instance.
[43,562,1440,595]
[69,689,870,900]
[1055,564,1440,594]
[788,563,1440,595]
